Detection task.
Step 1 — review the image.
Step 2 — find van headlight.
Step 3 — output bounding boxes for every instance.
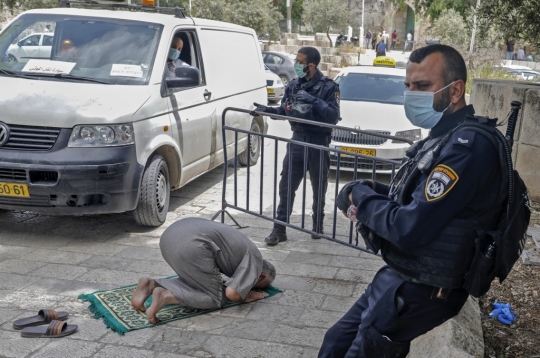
[392,129,422,143]
[68,124,134,147]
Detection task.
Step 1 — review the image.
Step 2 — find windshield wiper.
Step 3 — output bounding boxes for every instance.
[21,72,113,84]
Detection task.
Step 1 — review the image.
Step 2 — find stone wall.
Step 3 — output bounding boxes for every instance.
[470,79,540,201]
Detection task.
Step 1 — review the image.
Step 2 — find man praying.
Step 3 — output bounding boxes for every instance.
[131,217,276,323]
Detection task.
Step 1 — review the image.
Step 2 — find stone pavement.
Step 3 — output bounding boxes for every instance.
[0,119,483,358]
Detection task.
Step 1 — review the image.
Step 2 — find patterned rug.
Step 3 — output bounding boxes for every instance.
[78,276,282,335]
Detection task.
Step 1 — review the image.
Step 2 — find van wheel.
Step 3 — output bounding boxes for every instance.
[134,155,170,227]
[279,76,289,86]
[237,120,261,166]
[7,55,17,62]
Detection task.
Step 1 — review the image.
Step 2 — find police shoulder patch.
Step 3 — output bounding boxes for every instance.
[425,164,459,201]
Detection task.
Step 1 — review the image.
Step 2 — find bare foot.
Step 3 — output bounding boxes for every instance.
[131,276,157,311]
[146,287,180,324]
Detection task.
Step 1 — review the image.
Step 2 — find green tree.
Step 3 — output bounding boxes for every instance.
[302,0,348,47]
[279,0,303,20]
[477,0,540,48]
[388,0,474,20]
[430,9,469,48]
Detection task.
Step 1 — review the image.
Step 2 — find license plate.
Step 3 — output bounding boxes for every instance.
[339,146,376,157]
[267,88,275,94]
[0,182,30,198]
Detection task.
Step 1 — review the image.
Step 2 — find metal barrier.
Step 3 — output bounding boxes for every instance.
[212,107,413,253]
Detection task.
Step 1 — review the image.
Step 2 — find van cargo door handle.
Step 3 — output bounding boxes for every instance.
[204,90,212,100]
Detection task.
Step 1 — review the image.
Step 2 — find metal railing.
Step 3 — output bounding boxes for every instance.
[212,107,413,253]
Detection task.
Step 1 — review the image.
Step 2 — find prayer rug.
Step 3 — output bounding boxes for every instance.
[78,276,282,335]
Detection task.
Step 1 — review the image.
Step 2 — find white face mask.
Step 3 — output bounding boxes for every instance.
[403,81,455,129]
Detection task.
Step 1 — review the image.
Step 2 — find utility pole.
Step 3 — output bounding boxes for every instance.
[189,0,192,16]
[469,0,481,54]
[360,0,365,48]
[287,0,292,33]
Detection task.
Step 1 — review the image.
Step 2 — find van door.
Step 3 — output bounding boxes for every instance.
[166,30,216,183]
[40,34,53,59]
[18,34,42,62]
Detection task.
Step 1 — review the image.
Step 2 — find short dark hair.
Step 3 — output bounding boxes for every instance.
[409,44,467,85]
[298,46,321,66]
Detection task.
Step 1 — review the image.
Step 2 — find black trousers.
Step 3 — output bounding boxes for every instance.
[318,266,469,358]
[275,132,330,227]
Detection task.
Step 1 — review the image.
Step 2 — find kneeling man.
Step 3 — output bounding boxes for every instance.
[131,217,276,323]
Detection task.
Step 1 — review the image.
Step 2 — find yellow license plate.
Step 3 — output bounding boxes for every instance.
[0,182,30,198]
[267,88,275,94]
[339,147,376,157]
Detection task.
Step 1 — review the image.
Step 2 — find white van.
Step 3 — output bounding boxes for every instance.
[0,3,267,226]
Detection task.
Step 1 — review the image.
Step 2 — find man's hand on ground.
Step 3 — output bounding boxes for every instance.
[244,290,266,303]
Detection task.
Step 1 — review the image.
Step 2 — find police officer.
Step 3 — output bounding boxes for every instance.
[319,44,503,357]
[252,47,340,246]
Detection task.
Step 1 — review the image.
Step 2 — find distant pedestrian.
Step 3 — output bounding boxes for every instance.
[506,38,515,60]
[403,30,413,53]
[371,33,377,50]
[365,30,372,49]
[517,47,525,60]
[391,30,397,50]
[382,30,389,47]
[376,41,386,57]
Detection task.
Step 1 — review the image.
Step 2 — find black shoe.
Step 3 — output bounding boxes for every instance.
[311,219,324,240]
[265,227,287,246]
[311,228,323,240]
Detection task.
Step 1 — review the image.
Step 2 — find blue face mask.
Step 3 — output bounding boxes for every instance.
[168,48,180,61]
[403,82,455,129]
[294,63,308,78]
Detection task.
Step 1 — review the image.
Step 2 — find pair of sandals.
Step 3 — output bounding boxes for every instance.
[13,309,78,338]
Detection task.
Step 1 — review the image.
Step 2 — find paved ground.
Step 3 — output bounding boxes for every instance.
[0,119,388,358]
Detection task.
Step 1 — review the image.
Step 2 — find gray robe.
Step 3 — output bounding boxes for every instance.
[155,218,263,309]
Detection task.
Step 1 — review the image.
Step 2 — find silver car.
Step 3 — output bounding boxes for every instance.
[262,51,297,86]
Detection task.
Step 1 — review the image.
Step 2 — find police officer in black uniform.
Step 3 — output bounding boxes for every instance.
[252,47,340,246]
[319,45,503,357]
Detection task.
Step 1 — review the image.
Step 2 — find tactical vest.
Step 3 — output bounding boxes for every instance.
[382,117,504,289]
[286,76,335,134]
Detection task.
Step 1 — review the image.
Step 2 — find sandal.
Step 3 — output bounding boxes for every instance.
[13,309,69,330]
[21,320,78,338]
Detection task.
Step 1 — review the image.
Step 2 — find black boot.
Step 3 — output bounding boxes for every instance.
[311,215,324,240]
[265,225,287,246]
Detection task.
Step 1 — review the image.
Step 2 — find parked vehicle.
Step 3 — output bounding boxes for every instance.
[335,34,347,47]
[330,59,427,173]
[7,32,54,63]
[262,51,296,86]
[265,65,284,104]
[0,3,268,226]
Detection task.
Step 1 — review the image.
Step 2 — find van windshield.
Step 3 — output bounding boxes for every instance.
[0,13,163,85]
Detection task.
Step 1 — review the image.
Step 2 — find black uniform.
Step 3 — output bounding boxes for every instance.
[264,68,340,232]
[319,105,503,357]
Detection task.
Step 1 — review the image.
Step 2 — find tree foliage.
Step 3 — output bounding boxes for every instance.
[477,0,540,47]
[302,0,348,46]
[279,0,303,20]
[388,0,474,21]
[430,9,469,48]
[1,0,283,40]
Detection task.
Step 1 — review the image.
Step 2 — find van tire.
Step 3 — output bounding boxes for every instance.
[237,120,261,166]
[134,155,170,227]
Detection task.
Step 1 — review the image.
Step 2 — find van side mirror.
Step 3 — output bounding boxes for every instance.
[165,66,200,88]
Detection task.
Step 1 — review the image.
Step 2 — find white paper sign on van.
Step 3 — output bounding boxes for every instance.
[110,64,143,78]
[21,59,76,74]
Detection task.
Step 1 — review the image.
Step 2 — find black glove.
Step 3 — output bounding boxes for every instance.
[336,180,373,211]
[295,90,316,104]
[357,223,383,254]
[250,102,269,116]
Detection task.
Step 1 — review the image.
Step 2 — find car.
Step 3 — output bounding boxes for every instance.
[7,32,54,63]
[0,3,268,226]
[265,65,284,104]
[262,51,296,86]
[330,59,428,173]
